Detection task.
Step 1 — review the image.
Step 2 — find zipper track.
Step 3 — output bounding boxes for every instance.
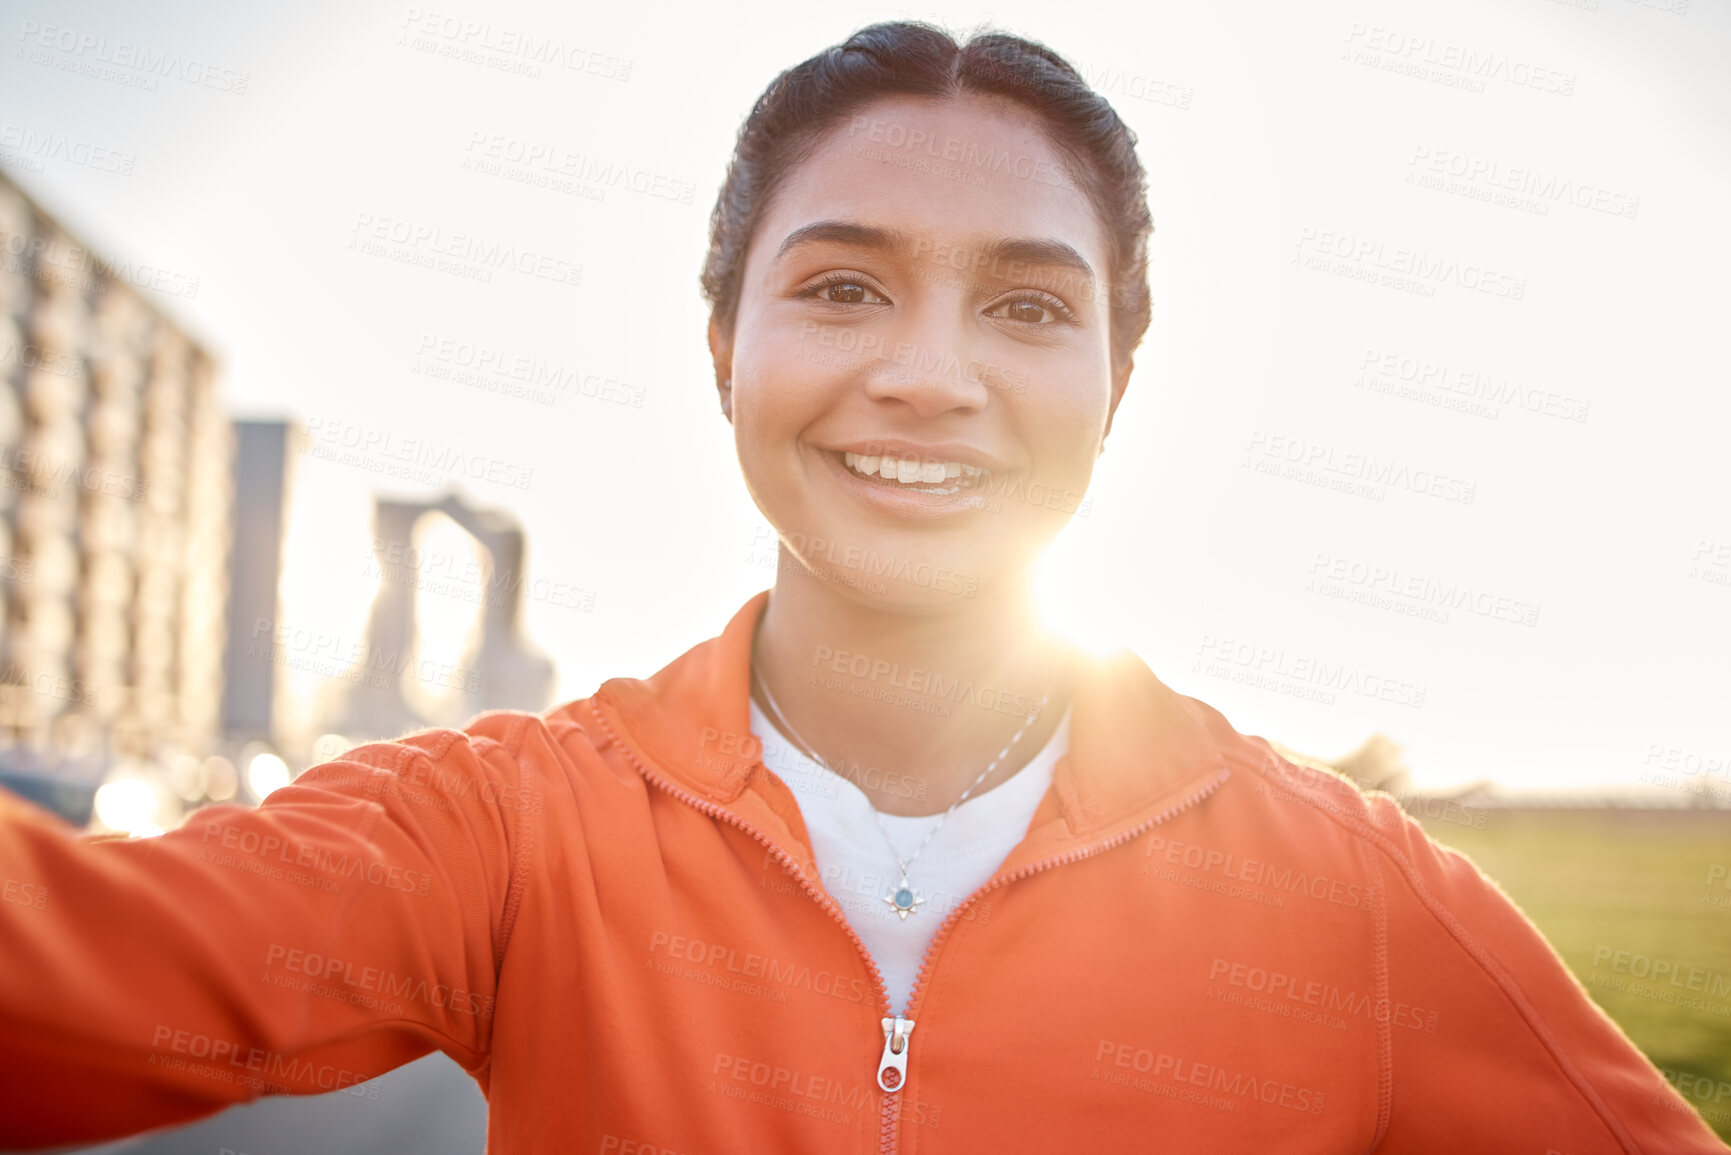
[591,695,1230,1155]
[878,1087,902,1152]
[586,701,903,1145]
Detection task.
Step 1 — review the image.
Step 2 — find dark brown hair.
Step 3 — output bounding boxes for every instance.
[699,21,1154,373]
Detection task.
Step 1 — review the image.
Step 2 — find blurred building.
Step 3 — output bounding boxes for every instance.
[334,491,557,745]
[0,172,231,816]
[217,420,556,760]
[0,175,556,823]
[221,419,299,744]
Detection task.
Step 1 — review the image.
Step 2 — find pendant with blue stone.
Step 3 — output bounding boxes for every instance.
[884,877,924,920]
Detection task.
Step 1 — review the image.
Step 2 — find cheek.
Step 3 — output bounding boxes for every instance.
[729,359,816,488]
[1025,393,1107,478]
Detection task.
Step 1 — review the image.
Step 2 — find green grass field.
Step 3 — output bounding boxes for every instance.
[1418,808,1731,1141]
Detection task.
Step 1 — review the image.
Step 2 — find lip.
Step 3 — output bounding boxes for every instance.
[814,446,999,520]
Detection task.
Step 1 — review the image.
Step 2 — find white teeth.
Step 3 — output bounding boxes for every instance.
[842,451,980,488]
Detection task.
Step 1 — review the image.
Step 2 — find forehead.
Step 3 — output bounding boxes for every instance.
[753,93,1110,279]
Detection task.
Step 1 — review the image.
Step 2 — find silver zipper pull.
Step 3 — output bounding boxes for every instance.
[877,1016,915,1092]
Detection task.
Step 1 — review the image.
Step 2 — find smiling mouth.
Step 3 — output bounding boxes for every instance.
[841,451,987,495]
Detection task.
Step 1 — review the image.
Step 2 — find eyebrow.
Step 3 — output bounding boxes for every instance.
[774,219,1097,289]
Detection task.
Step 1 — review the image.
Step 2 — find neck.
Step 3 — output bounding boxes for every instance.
[751,545,1071,817]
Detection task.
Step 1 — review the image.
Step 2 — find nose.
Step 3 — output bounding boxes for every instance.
[859,294,991,419]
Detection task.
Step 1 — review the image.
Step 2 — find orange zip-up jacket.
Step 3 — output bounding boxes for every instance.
[1,592,1725,1152]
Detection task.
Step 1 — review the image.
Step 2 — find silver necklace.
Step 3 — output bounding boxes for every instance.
[752,668,1049,921]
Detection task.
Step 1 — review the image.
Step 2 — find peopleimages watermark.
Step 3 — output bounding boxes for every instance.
[1703,865,1731,915]
[201,819,435,898]
[410,334,646,409]
[745,528,886,598]
[1076,59,1194,110]
[1642,742,1729,782]
[1635,743,1729,804]
[1294,226,1526,301]
[15,20,251,94]
[1207,957,1439,1033]
[362,535,597,613]
[1141,833,1377,912]
[0,336,82,383]
[0,444,147,503]
[461,131,694,205]
[0,122,135,175]
[1091,1039,1327,1115]
[651,931,870,1007]
[1687,538,1729,591]
[1341,23,1577,96]
[0,230,200,299]
[808,644,1046,719]
[347,211,582,289]
[1354,346,1589,424]
[1243,431,1477,505]
[265,942,493,1018]
[1406,146,1638,220]
[302,415,534,490]
[760,527,983,598]
[1192,633,1428,709]
[1305,551,1541,628]
[1587,945,1731,1015]
[0,664,99,708]
[1388,792,1489,830]
[709,1052,870,1126]
[397,8,631,81]
[1,876,48,912]
[149,1024,380,1098]
[247,616,484,695]
[1656,1070,1729,1129]
[599,1134,701,1155]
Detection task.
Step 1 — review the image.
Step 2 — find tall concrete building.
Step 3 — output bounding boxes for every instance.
[221,419,297,744]
[0,171,231,790]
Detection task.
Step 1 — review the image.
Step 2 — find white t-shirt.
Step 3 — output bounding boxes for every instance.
[749,700,1072,1017]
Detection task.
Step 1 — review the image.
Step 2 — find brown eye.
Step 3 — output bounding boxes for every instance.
[800,274,888,306]
[825,281,870,304]
[988,293,1073,325]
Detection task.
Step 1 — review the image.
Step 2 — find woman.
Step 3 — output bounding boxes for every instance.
[0,21,1723,1154]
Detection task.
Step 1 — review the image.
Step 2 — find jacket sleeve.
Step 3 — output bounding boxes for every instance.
[0,716,537,1151]
[1362,795,1728,1153]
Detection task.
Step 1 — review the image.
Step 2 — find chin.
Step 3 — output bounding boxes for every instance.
[776,519,1052,614]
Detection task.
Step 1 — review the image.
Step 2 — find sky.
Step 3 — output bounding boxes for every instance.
[1,0,1726,792]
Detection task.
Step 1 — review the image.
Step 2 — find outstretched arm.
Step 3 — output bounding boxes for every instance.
[0,719,535,1150]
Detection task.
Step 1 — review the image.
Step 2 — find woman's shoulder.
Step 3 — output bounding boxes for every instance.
[1170,691,1473,888]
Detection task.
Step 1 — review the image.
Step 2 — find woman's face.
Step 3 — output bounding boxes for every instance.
[714,93,1129,610]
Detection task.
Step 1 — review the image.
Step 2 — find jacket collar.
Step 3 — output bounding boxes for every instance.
[591,592,1231,871]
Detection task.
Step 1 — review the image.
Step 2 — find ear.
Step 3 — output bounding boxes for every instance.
[1099,356,1133,452]
[708,316,734,423]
